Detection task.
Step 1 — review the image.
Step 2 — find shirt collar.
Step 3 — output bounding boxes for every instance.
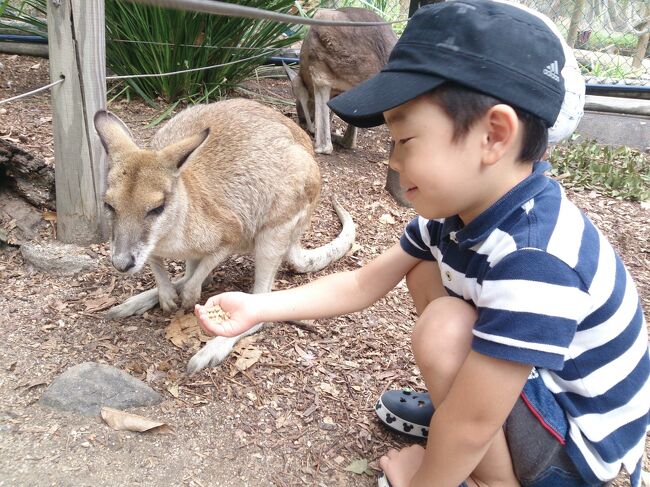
[441,161,551,249]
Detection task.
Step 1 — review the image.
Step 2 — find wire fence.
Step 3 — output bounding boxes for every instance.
[519,0,649,88]
[326,0,650,88]
[0,0,648,104]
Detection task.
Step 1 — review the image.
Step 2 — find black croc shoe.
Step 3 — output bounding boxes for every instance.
[375,389,434,439]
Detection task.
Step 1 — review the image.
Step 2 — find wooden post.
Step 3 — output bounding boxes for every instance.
[47,0,107,244]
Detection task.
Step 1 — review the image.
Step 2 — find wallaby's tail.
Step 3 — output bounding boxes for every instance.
[287,197,355,273]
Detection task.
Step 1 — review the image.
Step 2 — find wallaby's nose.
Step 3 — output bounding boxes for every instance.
[112,254,136,272]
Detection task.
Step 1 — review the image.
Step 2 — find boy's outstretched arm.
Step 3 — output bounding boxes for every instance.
[196,244,420,336]
[411,352,532,487]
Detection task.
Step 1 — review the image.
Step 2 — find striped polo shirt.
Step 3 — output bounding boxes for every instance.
[400,162,649,486]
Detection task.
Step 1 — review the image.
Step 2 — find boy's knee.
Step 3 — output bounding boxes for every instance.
[411,297,477,367]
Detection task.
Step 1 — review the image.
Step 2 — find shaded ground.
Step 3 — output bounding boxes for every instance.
[0,53,648,486]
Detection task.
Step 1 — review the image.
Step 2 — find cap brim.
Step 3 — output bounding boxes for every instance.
[327,71,446,128]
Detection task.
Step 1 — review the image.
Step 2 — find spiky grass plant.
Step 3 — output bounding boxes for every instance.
[1,0,308,103]
[0,0,47,36]
[105,0,308,103]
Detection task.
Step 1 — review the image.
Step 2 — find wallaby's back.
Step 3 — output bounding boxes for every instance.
[300,8,397,95]
[151,99,320,244]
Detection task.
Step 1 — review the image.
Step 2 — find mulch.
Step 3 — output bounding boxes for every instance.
[0,52,647,486]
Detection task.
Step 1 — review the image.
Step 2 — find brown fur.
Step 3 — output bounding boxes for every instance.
[286,7,397,155]
[94,98,355,372]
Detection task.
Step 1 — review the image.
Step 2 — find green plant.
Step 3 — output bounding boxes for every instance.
[549,140,650,202]
[0,0,47,36]
[585,30,639,55]
[321,0,407,34]
[1,0,309,103]
[582,59,639,79]
[105,0,308,103]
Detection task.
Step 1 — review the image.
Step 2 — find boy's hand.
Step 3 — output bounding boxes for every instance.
[194,292,259,337]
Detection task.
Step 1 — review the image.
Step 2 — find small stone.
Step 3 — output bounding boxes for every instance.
[21,241,97,275]
[40,362,163,416]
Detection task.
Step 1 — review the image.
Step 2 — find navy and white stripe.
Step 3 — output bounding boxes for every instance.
[400,162,649,486]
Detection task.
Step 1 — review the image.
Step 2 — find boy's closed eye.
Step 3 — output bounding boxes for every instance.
[393,137,414,145]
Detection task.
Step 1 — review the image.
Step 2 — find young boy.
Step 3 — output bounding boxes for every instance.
[195,2,649,486]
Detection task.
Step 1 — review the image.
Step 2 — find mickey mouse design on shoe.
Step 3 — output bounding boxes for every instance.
[375,389,434,439]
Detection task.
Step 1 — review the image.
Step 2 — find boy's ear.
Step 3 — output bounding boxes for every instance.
[481,104,519,166]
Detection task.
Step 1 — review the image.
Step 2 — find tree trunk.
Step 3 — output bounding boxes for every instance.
[567,0,587,48]
[632,1,650,69]
[0,137,55,210]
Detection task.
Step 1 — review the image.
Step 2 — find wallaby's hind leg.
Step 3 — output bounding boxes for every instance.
[333,124,358,149]
[106,288,161,319]
[187,218,299,374]
[106,257,174,318]
[313,84,333,154]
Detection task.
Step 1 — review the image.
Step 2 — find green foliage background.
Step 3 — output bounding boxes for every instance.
[0,0,307,103]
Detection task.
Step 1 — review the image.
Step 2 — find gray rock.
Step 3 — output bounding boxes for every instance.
[40,362,163,416]
[21,241,97,275]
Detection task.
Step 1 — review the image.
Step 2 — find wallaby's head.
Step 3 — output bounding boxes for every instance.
[94,110,209,274]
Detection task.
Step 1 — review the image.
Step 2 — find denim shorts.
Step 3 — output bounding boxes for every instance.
[505,370,606,487]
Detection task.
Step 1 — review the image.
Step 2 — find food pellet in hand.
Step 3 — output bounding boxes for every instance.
[206,305,230,325]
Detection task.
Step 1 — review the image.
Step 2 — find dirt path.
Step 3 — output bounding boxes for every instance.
[0,53,647,486]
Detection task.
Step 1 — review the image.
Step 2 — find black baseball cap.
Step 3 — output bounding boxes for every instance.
[328,0,566,128]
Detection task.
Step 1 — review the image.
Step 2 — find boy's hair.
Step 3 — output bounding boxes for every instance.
[435,83,549,163]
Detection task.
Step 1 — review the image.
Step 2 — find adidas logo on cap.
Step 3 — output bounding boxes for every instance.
[543,60,560,82]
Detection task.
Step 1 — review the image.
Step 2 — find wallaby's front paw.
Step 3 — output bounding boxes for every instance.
[186,337,235,374]
[180,287,202,311]
[158,288,179,313]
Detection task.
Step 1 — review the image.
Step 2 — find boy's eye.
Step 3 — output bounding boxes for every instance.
[399,137,414,145]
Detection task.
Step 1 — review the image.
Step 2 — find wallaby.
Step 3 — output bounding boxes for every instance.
[94,99,355,373]
[283,7,409,207]
[283,7,397,155]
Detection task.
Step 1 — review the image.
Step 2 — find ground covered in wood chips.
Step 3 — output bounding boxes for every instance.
[0,53,648,487]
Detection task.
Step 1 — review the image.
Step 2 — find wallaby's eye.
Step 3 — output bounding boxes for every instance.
[104,202,115,213]
[147,204,165,217]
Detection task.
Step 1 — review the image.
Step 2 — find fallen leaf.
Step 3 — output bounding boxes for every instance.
[100,407,171,434]
[164,313,212,348]
[232,345,263,376]
[167,384,179,398]
[378,213,396,225]
[84,296,117,313]
[319,382,339,397]
[344,458,368,475]
[42,211,57,222]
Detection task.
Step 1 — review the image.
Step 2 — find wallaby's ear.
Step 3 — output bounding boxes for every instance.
[282,61,298,82]
[161,128,209,174]
[94,110,138,156]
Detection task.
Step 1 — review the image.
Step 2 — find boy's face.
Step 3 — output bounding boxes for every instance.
[385,94,488,223]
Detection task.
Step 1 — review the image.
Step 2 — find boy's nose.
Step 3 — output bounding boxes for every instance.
[388,141,401,172]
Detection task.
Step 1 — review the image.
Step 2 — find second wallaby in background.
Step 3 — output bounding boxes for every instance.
[94,99,355,373]
[284,7,397,155]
